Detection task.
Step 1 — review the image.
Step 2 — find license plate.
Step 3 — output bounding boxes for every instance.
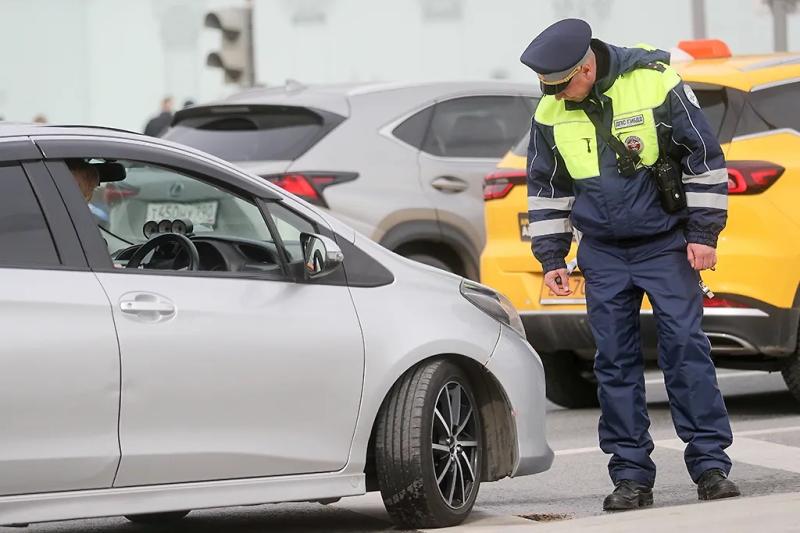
[540,273,587,305]
[146,201,219,227]
[518,213,530,241]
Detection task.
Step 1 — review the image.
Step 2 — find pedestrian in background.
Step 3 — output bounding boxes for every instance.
[520,19,740,511]
[143,96,174,137]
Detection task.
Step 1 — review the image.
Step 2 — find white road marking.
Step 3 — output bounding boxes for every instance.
[555,425,800,468]
[659,436,800,474]
[644,370,765,386]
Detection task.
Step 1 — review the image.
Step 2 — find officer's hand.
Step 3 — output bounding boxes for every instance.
[544,268,572,296]
[687,243,717,271]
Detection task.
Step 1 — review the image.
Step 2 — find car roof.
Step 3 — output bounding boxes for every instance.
[191,80,539,117]
[675,53,800,91]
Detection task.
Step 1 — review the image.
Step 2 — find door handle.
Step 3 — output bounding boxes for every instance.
[120,300,175,313]
[431,176,468,193]
[119,292,176,321]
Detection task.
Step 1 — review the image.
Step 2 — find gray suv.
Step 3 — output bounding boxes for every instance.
[164,81,539,279]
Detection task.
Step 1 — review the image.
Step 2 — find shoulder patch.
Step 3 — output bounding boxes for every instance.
[683,84,701,108]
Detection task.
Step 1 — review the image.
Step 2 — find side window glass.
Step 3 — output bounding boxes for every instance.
[734,102,770,138]
[71,159,281,275]
[747,82,800,132]
[692,88,727,137]
[266,202,317,263]
[392,105,434,149]
[422,96,533,158]
[94,162,270,252]
[0,164,60,267]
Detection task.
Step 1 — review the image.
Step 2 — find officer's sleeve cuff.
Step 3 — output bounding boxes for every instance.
[686,231,718,248]
[541,257,568,273]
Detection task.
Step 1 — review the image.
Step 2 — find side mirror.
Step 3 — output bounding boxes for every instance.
[300,233,343,279]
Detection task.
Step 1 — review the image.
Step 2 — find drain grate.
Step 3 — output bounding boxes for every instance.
[517,512,572,522]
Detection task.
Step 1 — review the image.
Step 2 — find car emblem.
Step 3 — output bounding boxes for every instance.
[169,183,184,198]
[624,135,643,154]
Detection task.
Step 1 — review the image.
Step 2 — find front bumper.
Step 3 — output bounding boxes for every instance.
[484,326,554,477]
[521,300,799,363]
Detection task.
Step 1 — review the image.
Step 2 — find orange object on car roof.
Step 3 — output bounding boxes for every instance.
[678,39,732,59]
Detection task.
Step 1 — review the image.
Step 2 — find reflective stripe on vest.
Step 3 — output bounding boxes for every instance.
[535,50,681,180]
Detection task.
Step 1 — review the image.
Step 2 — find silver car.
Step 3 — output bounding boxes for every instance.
[163,81,540,279]
[0,124,551,529]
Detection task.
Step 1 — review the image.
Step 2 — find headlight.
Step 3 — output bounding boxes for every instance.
[460,280,525,338]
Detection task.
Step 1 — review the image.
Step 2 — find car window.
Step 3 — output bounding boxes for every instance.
[738,81,800,135]
[94,162,271,252]
[392,105,434,149]
[266,201,318,263]
[692,88,727,137]
[163,106,344,162]
[422,96,533,158]
[0,164,60,267]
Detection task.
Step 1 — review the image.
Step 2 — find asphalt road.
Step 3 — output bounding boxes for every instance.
[20,370,800,532]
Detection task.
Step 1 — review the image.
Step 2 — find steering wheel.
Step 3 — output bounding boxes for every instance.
[126,233,200,271]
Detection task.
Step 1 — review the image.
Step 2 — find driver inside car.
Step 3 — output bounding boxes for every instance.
[67,159,100,202]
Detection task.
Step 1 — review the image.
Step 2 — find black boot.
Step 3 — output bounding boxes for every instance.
[697,469,741,500]
[603,480,654,511]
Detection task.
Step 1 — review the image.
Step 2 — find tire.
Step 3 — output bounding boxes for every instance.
[539,351,599,408]
[406,253,453,273]
[781,354,800,402]
[124,510,190,524]
[375,359,483,529]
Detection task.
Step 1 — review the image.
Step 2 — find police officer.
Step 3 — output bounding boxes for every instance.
[520,19,740,511]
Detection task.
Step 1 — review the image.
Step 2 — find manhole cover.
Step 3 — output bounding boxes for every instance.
[518,513,571,522]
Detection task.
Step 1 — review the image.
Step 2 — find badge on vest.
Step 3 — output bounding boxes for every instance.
[613,114,645,130]
[624,135,643,154]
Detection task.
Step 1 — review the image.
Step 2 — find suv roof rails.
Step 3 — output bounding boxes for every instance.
[45,124,144,136]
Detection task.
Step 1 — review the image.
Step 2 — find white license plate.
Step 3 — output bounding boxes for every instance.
[146,201,219,227]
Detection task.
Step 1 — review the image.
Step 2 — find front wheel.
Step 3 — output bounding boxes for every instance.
[124,510,190,524]
[375,360,483,529]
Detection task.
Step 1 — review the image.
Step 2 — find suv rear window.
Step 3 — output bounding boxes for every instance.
[164,106,344,162]
[692,88,727,137]
[735,81,800,137]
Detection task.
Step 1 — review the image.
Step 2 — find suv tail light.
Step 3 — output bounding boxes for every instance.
[262,172,358,207]
[483,170,526,201]
[703,296,749,308]
[727,161,784,195]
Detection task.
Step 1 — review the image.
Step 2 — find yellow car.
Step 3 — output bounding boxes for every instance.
[481,40,800,408]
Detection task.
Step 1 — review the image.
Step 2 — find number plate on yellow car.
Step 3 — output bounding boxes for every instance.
[519,213,530,241]
[540,274,587,305]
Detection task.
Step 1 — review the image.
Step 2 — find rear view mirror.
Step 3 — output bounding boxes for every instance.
[300,233,343,279]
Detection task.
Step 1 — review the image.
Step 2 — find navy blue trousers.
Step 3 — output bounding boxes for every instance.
[578,230,733,487]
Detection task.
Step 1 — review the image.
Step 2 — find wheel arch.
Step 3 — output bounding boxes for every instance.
[379,220,479,280]
[363,354,517,491]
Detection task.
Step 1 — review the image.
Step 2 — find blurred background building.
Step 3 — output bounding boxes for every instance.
[0,0,797,131]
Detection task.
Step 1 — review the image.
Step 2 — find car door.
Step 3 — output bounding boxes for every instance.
[417,95,536,254]
[42,146,365,487]
[0,158,120,496]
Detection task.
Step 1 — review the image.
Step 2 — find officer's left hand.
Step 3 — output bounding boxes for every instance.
[687,243,717,271]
